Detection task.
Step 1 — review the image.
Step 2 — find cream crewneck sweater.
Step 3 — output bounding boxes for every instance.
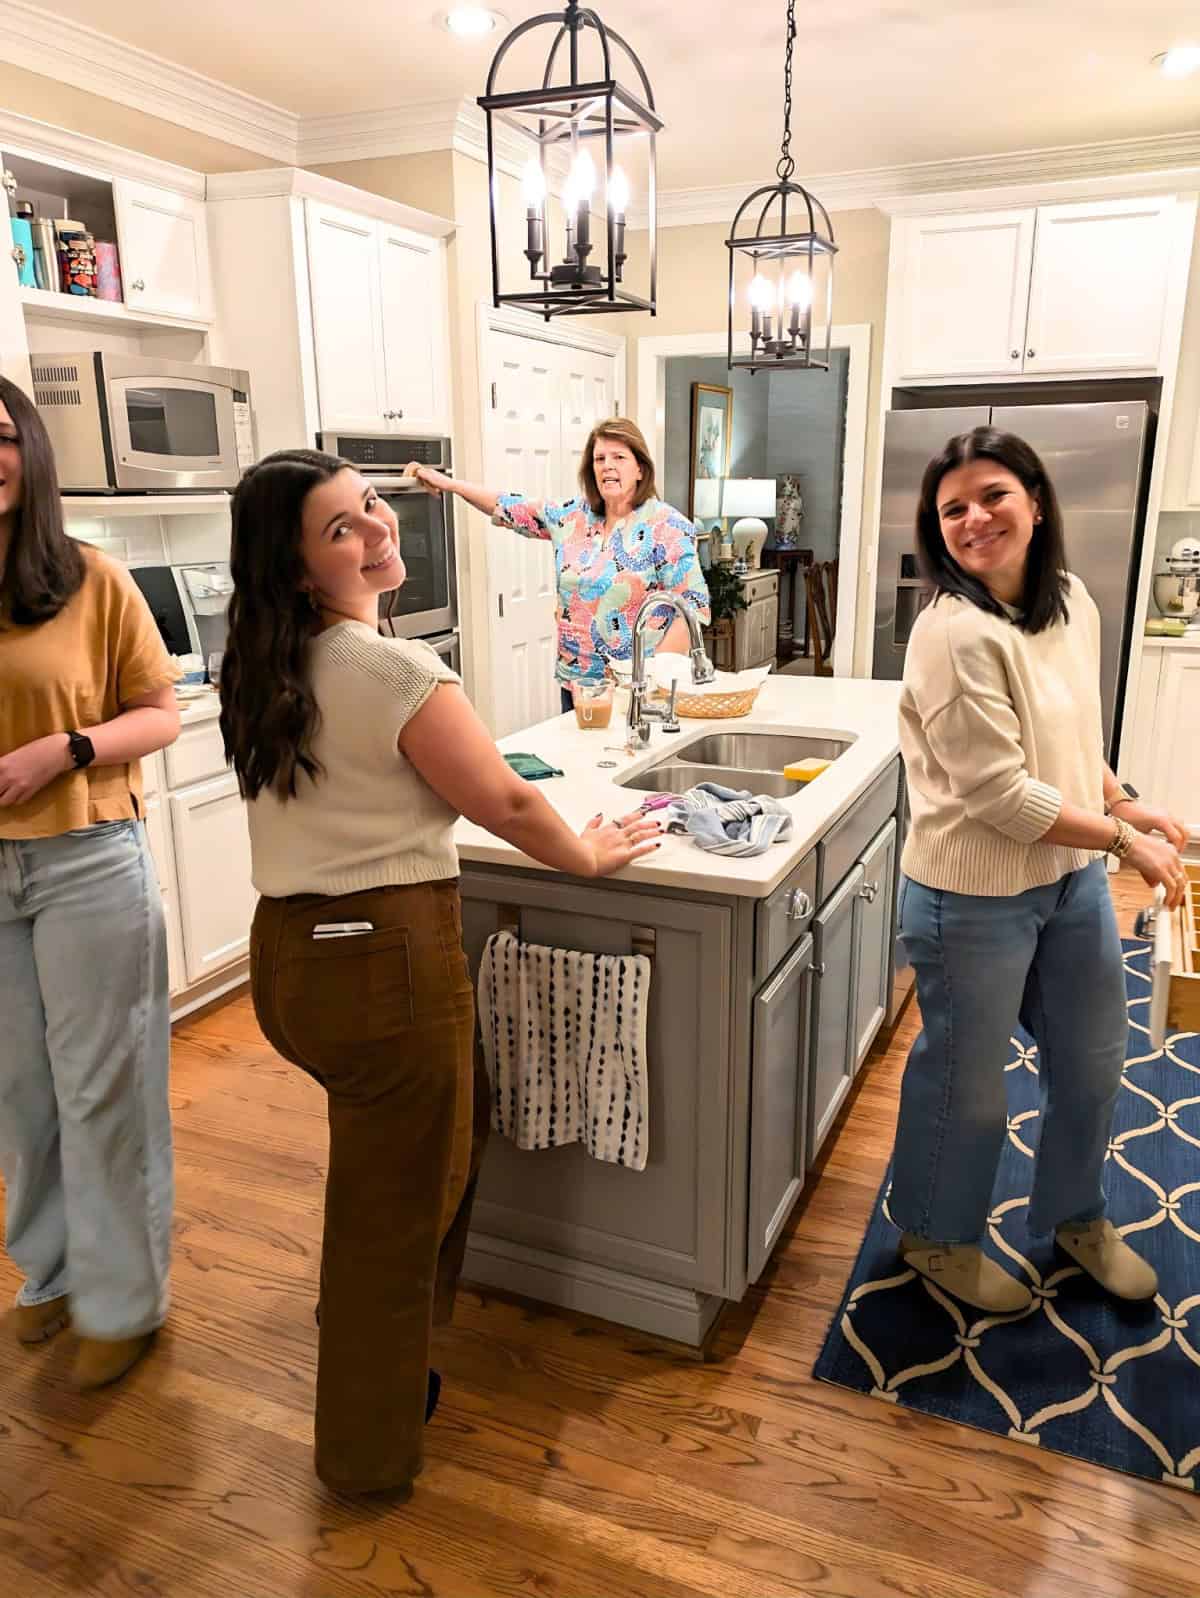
[898,574,1104,897]
[246,624,461,898]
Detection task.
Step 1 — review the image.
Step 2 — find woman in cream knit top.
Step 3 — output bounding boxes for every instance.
[888,426,1187,1317]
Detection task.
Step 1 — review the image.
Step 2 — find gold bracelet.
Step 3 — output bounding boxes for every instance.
[1107,816,1136,859]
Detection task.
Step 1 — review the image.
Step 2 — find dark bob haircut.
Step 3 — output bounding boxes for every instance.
[915,426,1070,634]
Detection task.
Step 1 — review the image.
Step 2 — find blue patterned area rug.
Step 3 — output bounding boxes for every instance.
[814,941,1200,1493]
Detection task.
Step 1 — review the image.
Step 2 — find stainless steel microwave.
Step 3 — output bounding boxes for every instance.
[31,352,255,492]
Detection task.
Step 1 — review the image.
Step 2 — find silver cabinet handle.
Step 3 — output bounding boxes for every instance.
[787,888,812,920]
[130,278,145,291]
[1026,348,1035,358]
[1010,349,1020,359]
[382,409,404,420]
[859,880,879,903]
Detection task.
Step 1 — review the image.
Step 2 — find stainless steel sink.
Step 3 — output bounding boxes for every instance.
[621,762,801,799]
[673,732,853,769]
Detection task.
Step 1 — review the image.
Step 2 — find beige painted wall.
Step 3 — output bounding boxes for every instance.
[0,62,274,172]
[311,151,456,220]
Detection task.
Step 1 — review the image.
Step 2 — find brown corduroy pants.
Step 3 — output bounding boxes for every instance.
[250,878,486,1495]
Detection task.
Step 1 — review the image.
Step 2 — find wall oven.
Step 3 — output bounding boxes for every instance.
[317,432,456,640]
[31,353,255,492]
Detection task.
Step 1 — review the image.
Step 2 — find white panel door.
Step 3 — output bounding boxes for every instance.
[170,774,257,985]
[1150,653,1200,826]
[897,208,1035,380]
[305,199,385,432]
[559,344,618,470]
[113,177,212,321]
[378,224,448,434]
[1024,197,1174,374]
[485,330,565,737]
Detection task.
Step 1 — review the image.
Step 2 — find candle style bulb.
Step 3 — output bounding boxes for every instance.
[608,166,630,218]
[522,158,546,209]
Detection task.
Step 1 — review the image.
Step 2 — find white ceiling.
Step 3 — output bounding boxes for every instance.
[25,0,1200,189]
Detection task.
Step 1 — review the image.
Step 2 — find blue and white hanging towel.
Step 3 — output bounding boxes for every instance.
[478,929,652,1170]
[665,781,793,857]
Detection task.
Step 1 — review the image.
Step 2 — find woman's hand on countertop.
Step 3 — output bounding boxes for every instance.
[579,809,663,877]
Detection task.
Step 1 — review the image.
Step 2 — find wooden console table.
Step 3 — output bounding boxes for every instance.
[762,547,813,663]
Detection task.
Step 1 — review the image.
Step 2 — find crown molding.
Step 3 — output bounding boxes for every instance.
[657,130,1200,227]
[205,165,455,238]
[1,0,1196,223]
[0,0,299,163]
[0,104,207,196]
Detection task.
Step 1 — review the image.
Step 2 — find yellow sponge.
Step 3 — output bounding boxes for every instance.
[783,757,831,783]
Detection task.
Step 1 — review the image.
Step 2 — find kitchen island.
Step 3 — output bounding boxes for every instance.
[455,674,906,1345]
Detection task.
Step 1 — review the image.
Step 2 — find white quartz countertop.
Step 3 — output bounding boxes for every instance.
[176,688,221,725]
[1142,633,1200,650]
[454,675,905,899]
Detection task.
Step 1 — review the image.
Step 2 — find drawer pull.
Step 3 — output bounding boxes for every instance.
[859,880,879,903]
[787,888,813,920]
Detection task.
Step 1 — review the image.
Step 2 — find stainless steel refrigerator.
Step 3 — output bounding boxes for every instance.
[873,400,1151,764]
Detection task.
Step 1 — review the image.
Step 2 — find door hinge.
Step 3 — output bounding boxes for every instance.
[491,382,498,409]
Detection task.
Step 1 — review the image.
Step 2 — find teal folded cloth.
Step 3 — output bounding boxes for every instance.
[503,752,564,781]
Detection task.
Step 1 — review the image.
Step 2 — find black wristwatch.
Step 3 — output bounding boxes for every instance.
[66,729,95,769]
[1104,780,1138,816]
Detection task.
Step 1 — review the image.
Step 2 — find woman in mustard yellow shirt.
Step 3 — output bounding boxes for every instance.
[0,376,180,1388]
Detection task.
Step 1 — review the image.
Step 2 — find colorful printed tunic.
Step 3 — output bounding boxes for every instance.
[492,494,711,685]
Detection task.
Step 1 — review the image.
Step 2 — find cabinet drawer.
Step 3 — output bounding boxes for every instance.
[165,718,228,789]
[1149,863,1200,1045]
[739,571,778,604]
[755,848,818,981]
[819,760,901,902]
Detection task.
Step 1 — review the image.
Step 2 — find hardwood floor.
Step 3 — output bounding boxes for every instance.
[2,867,1197,1597]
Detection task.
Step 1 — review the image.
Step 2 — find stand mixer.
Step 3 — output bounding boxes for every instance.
[1152,536,1200,629]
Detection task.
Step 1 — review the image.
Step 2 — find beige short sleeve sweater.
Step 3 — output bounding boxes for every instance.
[246,623,461,898]
[898,574,1104,897]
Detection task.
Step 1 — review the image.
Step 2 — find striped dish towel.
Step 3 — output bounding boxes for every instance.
[477,930,652,1171]
[665,781,794,857]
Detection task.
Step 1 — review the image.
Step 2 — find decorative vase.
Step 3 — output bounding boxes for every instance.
[775,474,804,549]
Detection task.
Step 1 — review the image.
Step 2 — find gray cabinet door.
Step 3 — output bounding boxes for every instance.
[748,934,813,1282]
[852,818,898,1070]
[808,862,864,1163]
[461,871,733,1294]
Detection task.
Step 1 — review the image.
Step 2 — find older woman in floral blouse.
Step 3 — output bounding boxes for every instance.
[408,417,710,711]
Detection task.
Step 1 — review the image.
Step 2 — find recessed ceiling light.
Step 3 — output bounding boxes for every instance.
[1153,44,1200,78]
[442,6,504,36]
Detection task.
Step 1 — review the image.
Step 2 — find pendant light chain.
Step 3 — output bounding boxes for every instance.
[776,0,797,183]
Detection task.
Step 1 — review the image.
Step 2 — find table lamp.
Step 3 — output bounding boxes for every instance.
[721,478,776,570]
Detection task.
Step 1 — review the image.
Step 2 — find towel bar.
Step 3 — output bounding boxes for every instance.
[495,907,655,965]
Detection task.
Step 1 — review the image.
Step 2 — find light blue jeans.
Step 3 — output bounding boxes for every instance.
[890,859,1127,1244]
[0,819,173,1338]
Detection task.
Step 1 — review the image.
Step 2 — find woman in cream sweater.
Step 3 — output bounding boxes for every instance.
[893,426,1187,1314]
[219,449,662,1497]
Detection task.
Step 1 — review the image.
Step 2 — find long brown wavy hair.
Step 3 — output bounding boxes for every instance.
[578,417,658,515]
[219,449,349,800]
[0,375,85,626]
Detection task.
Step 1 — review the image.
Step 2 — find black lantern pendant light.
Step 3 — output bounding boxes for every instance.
[727,0,836,373]
[478,0,662,320]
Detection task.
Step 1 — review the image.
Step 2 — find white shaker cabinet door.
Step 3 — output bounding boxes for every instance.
[305,199,386,432]
[142,789,185,997]
[1152,653,1200,824]
[896,208,1035,380]
[170,773,257,986]
[113,177,213,322]
[377,224,448,434]
[1024,197,1174,374]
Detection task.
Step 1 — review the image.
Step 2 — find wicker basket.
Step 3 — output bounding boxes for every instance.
[674,684,762,720]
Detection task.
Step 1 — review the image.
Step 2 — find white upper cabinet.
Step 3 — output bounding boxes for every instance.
[305,200,449,436]
[1024,196,1174,374]
[898,208,1035,380]
[113,176,213,322]
[305,198,387,433]
[895,194,1178,381]
[377,222,448,435]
